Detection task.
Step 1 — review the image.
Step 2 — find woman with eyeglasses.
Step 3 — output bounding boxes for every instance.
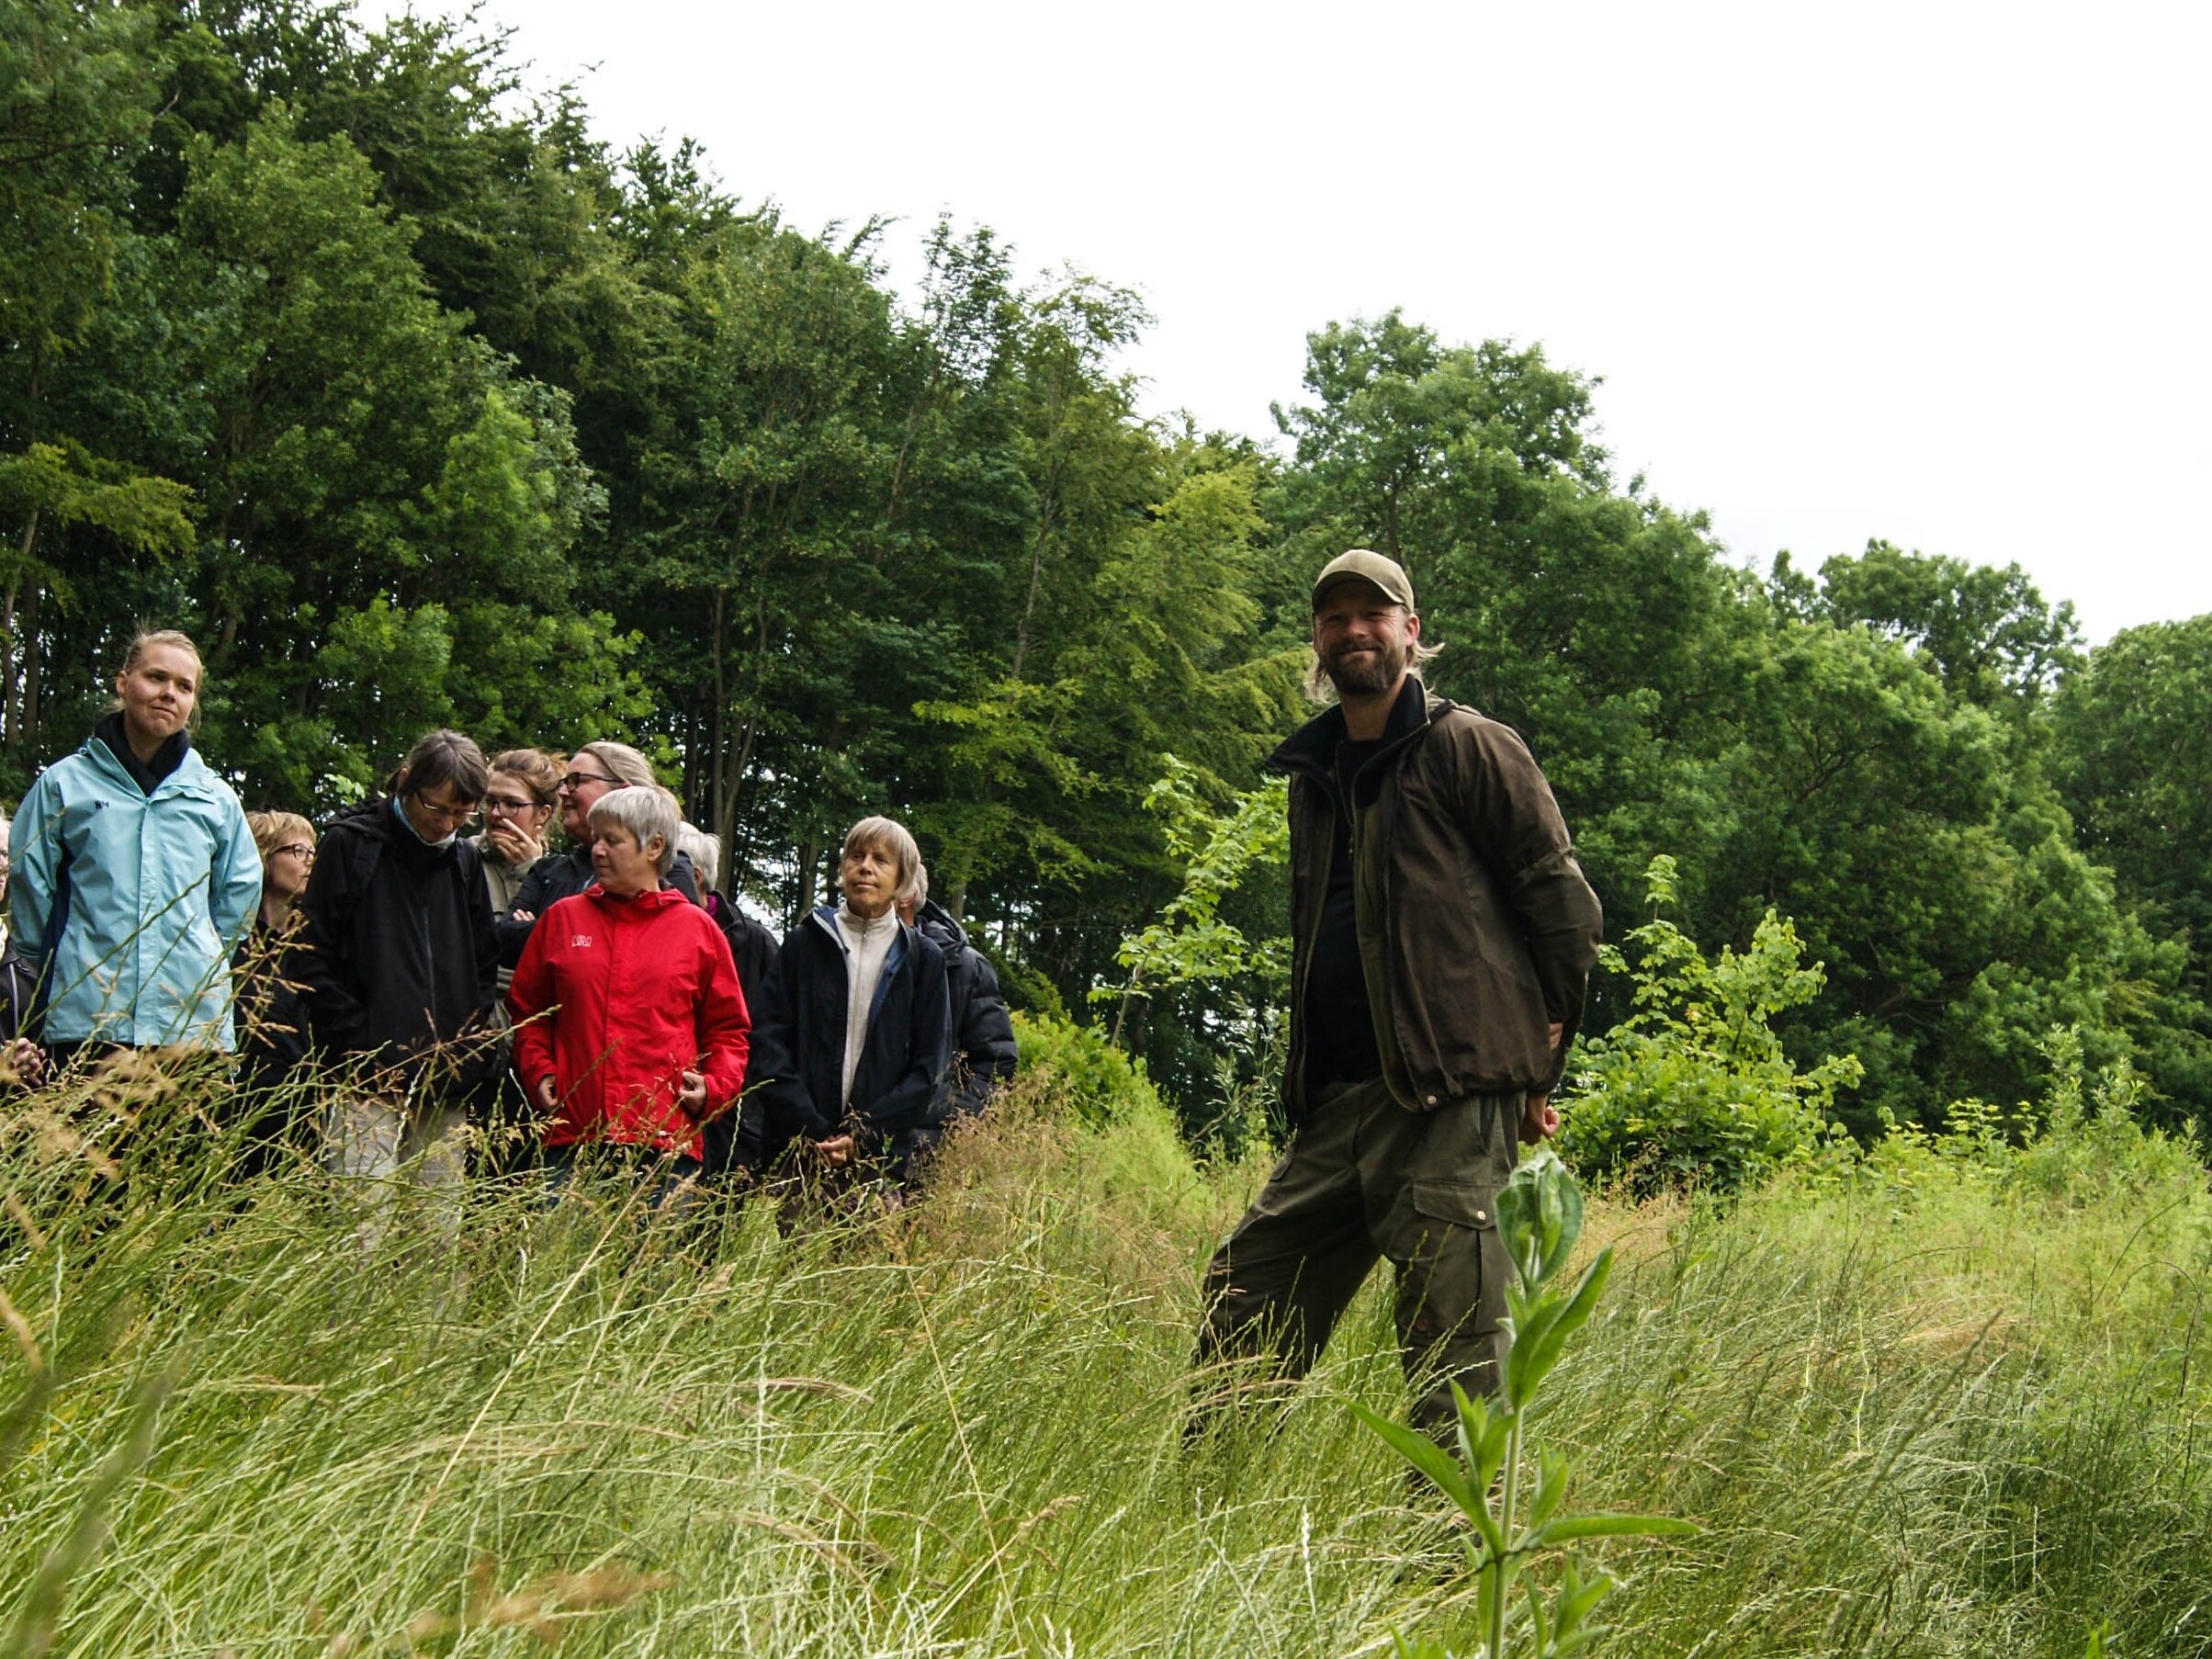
[470,750,562,917]
[462,749,559,1171]
[292,729,502,1191]
[231,810,317,1165]
[494,740,698,968]
[8,628,261,1064]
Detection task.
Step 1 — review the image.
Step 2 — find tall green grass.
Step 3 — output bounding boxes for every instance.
[2,1054,2206,1656]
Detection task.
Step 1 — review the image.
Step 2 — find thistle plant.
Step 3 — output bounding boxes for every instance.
[1354,1148,1696,1658]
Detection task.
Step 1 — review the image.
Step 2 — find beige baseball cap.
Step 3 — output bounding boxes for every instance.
[1312,548,1416,613]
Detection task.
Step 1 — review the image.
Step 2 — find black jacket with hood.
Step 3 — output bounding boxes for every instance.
[743,905,951,1170]
[290,798,501,1100]
[699,893,780,1175]
[912,898,1018,1123]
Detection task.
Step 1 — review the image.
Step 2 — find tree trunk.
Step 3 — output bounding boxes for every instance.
[2,506,41,744]
[1010,461,1061,683]
[793,830,819,921]
[20,579,44,749]
[712,583,765,898]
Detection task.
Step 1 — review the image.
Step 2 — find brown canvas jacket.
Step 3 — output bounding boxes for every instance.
[1273,681,1604,1122]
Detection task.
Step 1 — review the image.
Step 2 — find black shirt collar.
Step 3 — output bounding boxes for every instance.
[94,712,190,796]
[1270,674,1436,782]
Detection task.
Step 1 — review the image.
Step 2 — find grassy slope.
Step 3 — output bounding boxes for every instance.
[1,1062,2207,1658]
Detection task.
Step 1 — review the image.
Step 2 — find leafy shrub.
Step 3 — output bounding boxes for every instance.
[1860,1024,2205,1202]
[1560,856,1862,1194]
[1012,1010,1167,1128]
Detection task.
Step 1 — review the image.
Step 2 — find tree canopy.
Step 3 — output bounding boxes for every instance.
[3,1,2204,1132]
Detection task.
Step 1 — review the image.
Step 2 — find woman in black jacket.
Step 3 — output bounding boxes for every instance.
[291,731,500,1191]
[231,809,317,1170]
[674,824,782,1180]
[743,817,951,1186]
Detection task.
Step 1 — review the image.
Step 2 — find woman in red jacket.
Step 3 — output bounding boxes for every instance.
[509,784,749,1193]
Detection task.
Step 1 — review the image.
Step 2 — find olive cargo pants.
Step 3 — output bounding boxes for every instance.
[1194,1077,1519,1437]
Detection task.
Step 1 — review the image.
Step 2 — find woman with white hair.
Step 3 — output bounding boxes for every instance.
[673,821,782,1178]
[494,739,698,967]
[508,786,749,1183]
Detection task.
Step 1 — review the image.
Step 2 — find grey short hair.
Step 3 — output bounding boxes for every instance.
[674,822,720,892]
[588,785,678,876]
[573,739,660,792]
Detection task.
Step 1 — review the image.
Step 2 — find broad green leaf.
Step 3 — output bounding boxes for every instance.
[1351,1401,1473,1514]
[1529,1513,1702,1546]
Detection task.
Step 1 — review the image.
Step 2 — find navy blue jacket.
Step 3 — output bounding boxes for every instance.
[913,900,1018,1123]
[745,906,951,1168]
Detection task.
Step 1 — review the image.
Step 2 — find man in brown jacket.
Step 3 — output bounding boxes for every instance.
[1192,549,1604,1438]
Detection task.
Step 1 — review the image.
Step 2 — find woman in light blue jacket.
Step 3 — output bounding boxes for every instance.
[9,629,261,1055]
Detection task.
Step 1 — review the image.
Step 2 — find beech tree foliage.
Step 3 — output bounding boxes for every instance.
[2,2,2203,1129]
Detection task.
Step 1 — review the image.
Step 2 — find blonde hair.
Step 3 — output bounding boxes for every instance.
[114,627,207,727]
[246,810,315,863]
[841,816,920,897]
[898,859,930,908]
[573,739,660,792]
[489,748,563,807]
[121,627,204,677]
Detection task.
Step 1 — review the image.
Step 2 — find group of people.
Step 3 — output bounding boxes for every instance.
[6,547,1605,1442]
[0,629,1019,1203]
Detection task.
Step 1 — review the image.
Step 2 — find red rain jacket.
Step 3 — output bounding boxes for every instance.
[509,884,750,1158]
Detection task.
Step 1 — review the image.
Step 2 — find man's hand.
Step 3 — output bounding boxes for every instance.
[534,1076,559,1112]
[510,908,536,926]
[676,1068,709,1120]
[1519,1022,1565,1144]
[812,1134,855,1167]
[1519,1092,1560,1146]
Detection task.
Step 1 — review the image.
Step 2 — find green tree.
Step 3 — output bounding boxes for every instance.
[1800,538,2082,707]
[0,0,193,773]
[2055,615,2212,962]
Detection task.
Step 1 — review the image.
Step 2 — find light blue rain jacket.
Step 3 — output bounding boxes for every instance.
[9,732,262,1049]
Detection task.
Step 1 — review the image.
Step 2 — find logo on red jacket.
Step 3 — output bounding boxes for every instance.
[569,934,594,949]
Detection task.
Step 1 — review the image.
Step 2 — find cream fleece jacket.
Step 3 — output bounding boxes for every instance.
[837,905,900,1110]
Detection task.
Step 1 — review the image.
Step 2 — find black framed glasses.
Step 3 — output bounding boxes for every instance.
[276,843,317,863]
[483,796,544,818]
[558,771,621,794]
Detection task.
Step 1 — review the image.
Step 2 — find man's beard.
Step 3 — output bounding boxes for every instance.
[1323,638,1408,698]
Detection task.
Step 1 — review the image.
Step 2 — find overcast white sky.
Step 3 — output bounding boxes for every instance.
[367,0,2210,641]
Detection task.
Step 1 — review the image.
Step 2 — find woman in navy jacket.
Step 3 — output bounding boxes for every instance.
[742,817,951,1183]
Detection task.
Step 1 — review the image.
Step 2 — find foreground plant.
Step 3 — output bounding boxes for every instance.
[1354,1148,1696,1658]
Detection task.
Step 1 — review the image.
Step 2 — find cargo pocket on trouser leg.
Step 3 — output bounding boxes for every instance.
[1383,1177,1507,1440]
